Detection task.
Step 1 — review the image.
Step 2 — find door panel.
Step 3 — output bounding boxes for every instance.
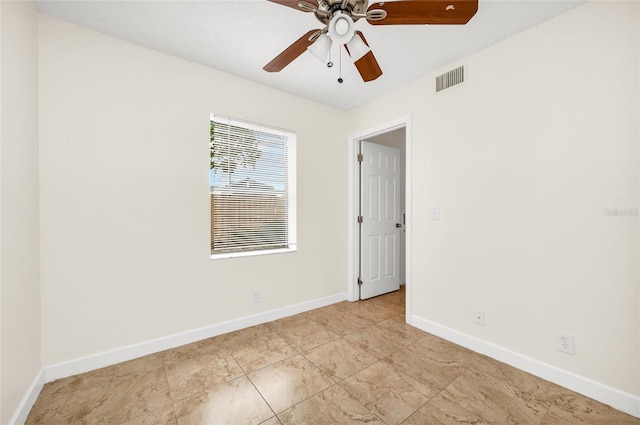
[360,141,400,300]
[368,235,380,280]
[384,234,395,277]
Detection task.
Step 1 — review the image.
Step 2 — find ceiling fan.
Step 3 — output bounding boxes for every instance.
[263,0,478,83]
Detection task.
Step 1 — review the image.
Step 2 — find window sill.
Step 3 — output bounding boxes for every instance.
[210,246,297,260]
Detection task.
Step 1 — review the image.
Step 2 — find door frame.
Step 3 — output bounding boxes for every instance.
[347,116,412,324]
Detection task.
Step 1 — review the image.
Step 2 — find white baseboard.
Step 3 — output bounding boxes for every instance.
[44,292,347,383]
[8,368,45,425]
[410,315,640,419]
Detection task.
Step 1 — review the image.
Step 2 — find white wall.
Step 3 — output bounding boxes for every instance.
[0,1,42,423]
[350,1,639,398]
[39,15,349,366]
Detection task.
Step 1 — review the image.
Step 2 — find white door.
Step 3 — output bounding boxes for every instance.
[359,141,401,300]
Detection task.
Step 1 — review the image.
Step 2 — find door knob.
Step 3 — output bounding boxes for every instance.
[395,223,402,228]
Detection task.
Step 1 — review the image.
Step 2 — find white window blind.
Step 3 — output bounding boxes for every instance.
[210,115,296,256]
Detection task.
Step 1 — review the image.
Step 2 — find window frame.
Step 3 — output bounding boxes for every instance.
[209,114,297,260]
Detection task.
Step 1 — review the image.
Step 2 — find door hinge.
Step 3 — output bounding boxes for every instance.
[357,153,363,162]
[357,277,363,286]
[357,216,363,224]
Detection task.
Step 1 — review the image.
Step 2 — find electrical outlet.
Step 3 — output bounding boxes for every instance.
[252,290,260,303]
[473,310,485,326]
[557,332,575,355]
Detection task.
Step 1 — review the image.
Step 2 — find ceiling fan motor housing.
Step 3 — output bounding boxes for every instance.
[314,0,368,24]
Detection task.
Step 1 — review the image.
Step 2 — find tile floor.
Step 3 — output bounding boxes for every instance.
[27,287,639,424]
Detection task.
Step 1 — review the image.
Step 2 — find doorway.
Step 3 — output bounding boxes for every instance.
[347,117,411,322]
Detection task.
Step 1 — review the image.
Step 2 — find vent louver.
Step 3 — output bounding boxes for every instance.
[436,66,464,92]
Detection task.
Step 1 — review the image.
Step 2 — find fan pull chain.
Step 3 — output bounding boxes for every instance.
[338,46,344,84]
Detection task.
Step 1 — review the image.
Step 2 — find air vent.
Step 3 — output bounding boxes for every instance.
[436,65,464,92]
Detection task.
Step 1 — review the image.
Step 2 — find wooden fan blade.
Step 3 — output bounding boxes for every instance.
[345,32,383,82]
[367,0,478,25]
[263,30,319,72]
[354,50,383,82]
[266,0,318,12]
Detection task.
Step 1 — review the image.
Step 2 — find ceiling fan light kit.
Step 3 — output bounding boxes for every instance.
[328,12,355,44]
[345,32,370,62]
[264,0,479,83]
[307,33,332,63]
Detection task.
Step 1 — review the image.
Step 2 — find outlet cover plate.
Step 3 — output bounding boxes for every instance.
[557,332,575,355]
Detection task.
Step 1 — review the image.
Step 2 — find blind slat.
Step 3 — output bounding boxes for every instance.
[210,116,296,254]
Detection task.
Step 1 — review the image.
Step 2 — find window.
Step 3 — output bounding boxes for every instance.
[210,115,296,257]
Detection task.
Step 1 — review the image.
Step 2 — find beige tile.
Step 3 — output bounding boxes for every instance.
[161,337,227,374]
[380,304,405,315]
[304,338,378,381]
[384,343,464,391]
[542,385,640,425]
[458,350,550,401]
[375,296,406,314]
[277,320,339,352]
[118,405,178,425]
[219,323,273,346]
[164,347,244,400]
[376,316,426,344]
[74,368,172,425]
[303,303,346,320]
[37,374,84,403]
[267,313,309,333]
[28,358,168,425]
[79,352,167,388]
[440,370,548,425]
[330,300,353,310]
[228,333,297,373]
[248,354,334,413]
[340,362,435,425]
[368,296,405,315]
[26,374,82,424]
[344,325,408,359]
[340,302,397,323]
[175,376,274,425]
[403,394,491,425]
[278,385,385,425]
[25,404,75,425]
[384,292,403,303]
[76,367,119,391]
[109,352,166,378]
[259,416,282,425]
[541,405,593,425]
[306,309,373,336]
[413,333,472,360]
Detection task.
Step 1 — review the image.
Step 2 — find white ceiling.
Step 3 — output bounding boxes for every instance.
[35,0,585,110]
